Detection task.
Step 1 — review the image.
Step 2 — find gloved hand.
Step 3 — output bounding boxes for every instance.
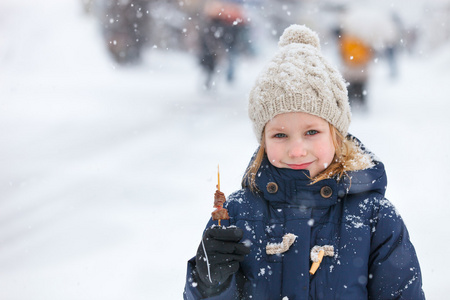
[195,226,250,287]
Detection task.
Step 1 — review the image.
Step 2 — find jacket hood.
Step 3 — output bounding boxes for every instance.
[340,158,387,197]
[242,135,387,206]
[342,136,387,197]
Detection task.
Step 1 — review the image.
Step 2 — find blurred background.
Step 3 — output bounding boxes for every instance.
[1,0,450,299]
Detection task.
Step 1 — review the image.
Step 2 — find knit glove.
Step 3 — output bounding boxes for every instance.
[195,226,250,288]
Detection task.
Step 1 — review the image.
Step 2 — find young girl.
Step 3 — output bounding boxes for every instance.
[184,25,425,299]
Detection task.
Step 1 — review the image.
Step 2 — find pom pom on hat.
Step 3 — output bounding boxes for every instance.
[278,24,321,50]
[248,24,351,142]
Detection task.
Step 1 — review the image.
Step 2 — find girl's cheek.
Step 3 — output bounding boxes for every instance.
[266,151,278,166]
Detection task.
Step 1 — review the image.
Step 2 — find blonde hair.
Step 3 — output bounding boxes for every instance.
[242,124,373,192]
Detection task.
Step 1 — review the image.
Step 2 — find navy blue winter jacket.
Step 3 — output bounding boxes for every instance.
[184,144,425,299]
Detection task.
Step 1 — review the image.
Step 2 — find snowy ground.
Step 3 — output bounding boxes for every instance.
[1,1,450,299]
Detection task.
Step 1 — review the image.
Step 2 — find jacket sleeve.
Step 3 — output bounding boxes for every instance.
[368,198,425,299]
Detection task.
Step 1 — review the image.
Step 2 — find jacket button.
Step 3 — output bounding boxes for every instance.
[267,182,278,194]
[320,186,333,198]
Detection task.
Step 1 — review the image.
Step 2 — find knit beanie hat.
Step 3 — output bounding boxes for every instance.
[248,24,351,142]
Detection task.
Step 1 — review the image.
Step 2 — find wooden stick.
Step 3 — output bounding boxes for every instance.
[218,164,221,226]
[217,164,220,191]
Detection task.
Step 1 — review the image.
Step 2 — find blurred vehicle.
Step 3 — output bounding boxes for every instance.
[338,32,372,106]
[337,4,400,108]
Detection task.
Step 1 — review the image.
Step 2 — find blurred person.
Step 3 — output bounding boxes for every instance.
[98,0,150,65]
[183,25,424,299]
[198,0,247,89]
[384,12,403,79]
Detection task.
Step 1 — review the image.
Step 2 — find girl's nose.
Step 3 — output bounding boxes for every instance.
[288,140,307,158]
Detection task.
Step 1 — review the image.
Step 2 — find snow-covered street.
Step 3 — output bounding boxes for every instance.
[1,0,450,299]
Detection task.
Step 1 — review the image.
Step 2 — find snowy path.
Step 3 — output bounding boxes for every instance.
[1,1,450,299]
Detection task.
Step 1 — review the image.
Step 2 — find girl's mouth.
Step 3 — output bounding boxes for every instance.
[287,162,312,170]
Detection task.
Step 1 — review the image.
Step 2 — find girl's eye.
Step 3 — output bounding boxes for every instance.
[306,130,318,136]
[274,133,287,138]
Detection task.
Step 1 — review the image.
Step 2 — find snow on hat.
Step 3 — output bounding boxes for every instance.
[248,24,351,142]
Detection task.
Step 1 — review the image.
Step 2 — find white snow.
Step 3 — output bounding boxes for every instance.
[1,0,450,299]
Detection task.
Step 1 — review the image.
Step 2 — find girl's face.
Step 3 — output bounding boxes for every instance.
[264,112,336,178]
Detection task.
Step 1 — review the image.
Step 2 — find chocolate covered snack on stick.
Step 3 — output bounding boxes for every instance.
[214,190,226,207]
[212,166,229,224]
[212,206,229,220]
[212,190,230,220]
